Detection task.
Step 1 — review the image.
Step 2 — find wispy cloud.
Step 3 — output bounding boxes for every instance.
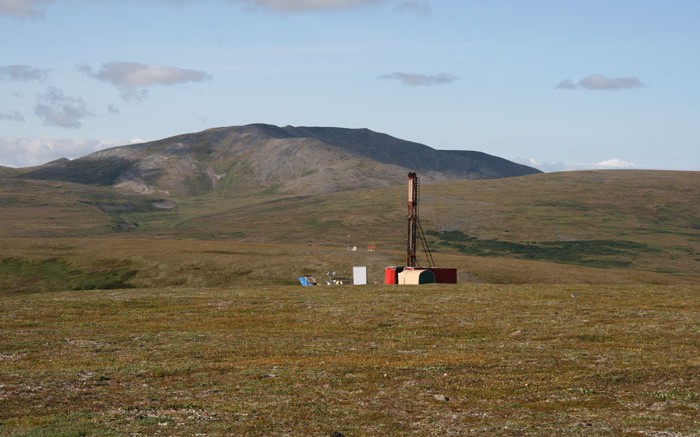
[79,61,211,102]
[0,64,51,81]
[1,0,408,17]
[0,0,52,17]
[235,0,385,13]
[0,110,25,122]
[579,75,643,90]
[0,137,121,168]
[395,0,431,15]
[556,74,643,91]
[555,79,577,90]
[34,86,93,128]
[380,72,459,87]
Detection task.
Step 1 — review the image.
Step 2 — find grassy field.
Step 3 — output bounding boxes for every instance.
[1,284,698,436]
[1,170,699,435]
[1,170,699,289]
[0,237,690,296]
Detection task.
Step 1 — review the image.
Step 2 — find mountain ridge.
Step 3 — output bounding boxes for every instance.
[16,123,540,196]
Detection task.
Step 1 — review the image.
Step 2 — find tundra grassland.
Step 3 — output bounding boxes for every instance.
[2,170,700,291]
[0,237,690,295]
[1,284,699,436]
[1,170,699,435]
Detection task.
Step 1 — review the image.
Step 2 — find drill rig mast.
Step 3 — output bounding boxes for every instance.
[406,172,435,268]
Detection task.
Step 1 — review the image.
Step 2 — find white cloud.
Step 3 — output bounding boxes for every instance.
[0,0,51,17]
[0,137,122,168]
[34,86,93,128]
[79,62,211,102]
[595,158,636,169]
[0,64,51,81]
[517,157,639,172]
[380,72,459,86]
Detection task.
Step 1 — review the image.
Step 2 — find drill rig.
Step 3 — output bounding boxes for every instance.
[385,172,456,285]
[406,172,435,268]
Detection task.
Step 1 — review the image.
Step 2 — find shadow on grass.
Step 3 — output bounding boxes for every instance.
[428,230,658,268]
[0,257,136,294]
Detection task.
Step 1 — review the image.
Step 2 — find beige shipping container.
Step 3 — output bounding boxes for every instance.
[398,269,435,285]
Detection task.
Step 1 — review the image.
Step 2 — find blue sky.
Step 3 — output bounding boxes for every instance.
[1,0,698,171]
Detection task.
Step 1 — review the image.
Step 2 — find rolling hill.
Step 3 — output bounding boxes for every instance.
[0,165,19,177]
[1,165,699,290]
[14,124,540,196]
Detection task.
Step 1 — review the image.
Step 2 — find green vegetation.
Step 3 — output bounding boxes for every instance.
[1,284,698,435]
[19,157,134,186]
[1,171,698,290]
[256,183,282,196]
[2,170,699,282]
[0,257,136,293]
[184,172,212,196]
[428,230,657,268]
[307,217,343,230]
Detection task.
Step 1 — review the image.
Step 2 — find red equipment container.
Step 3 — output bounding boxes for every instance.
[429,268,458,284]
[384,266,404,284]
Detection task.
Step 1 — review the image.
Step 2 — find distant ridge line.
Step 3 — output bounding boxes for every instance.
[14,123,541,196]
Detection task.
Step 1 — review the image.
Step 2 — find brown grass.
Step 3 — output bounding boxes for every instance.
[1,284,699,436]
[1,170,698,435]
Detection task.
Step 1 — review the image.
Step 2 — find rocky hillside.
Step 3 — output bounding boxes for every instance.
[16,124,540,196]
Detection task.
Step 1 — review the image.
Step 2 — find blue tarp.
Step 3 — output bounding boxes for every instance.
[298,276,317,286]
